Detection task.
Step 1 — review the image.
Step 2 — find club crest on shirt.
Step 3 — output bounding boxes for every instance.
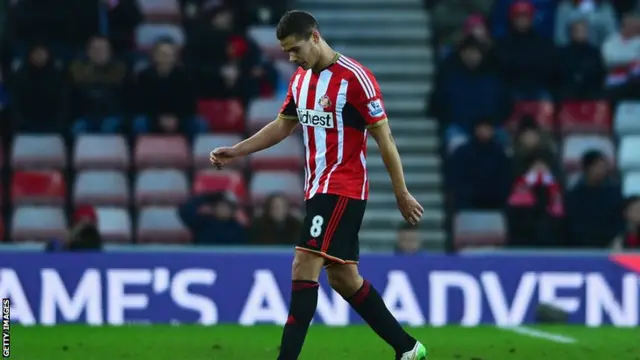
[318,94,332,109]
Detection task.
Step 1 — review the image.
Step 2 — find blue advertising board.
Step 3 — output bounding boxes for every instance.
[0,252,638,326]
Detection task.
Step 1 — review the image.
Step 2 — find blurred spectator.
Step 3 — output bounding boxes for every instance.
[106,0,143,56]
[10,44,69,133]
[395,223,423,254]
[602,12,640,103]
[69,36,128,135]
[557,19,606,100]
[496,1,556,100]
[491,0,559,39]
[134,40,204,136]
[449,118,511,210]
[185,6,267,103]
[429,36,509,146]
[179,192,247,245]
[250,193,301,245]
[9,0,72,57]
[611,195,640,250]
[430,0,494,54]
[0,71,7,113]
[507,152,564,247]
[511,115,558,176]
[555,0,617,47]
[45,205,103,252]
[566,150,623,247]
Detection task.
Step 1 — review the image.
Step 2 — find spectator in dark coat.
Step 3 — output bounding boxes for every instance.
[495,1,557,100]
[611,196,640,250]
[69,36,128,135]
[10,44,69,133]
[557,19,606,100]
[566,150,623,247]
[179,192,247,245]
[449,118,511,210]
[511,115,558,177]
[250,194,302,245]
[429,36,509,146]
[134,40,204,137]
[106,0,143,56]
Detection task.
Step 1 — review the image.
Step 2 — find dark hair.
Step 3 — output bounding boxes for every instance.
[581,149,604,170]
[276,10,318,40]
[458,35,482,51]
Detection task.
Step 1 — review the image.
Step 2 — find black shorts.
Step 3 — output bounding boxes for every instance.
[295,193,367,265]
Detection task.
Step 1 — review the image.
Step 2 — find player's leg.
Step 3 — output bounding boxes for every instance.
[277,249,324,360]
[326,263,426,359]
[277,194,340,360]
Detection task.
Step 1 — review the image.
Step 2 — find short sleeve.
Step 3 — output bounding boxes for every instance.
[347,69,388,128]
[278,74,298,121]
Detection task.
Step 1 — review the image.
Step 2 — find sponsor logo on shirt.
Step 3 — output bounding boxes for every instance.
[297,109,335,129]
[367,99,385,118]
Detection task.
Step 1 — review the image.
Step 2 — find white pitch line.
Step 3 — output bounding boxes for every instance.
[498,326,578,344]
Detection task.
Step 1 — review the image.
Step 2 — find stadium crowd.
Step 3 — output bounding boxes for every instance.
[429,0,640,250]
[0,0,306,249]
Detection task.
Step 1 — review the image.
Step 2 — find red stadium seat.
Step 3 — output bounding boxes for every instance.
[96,207,132,243]
[135,169,189,206]
[249,136,304,171]
[12,134,66,170]
[74,135,129,170]
[250,171,304,207]
[193,134,245,169]
[137,206,191,244]
[12,171,66,205]
[135,135,190,169]
[12,206,67,242]
[558,100,611,134]
[506,101,555,132]
[453,211,506,249]
[197,99,245,133]
[193,170,248,204]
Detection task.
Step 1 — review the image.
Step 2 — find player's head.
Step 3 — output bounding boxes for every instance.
[277,10,322,70]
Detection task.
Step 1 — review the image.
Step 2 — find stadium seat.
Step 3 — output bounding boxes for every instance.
[11,171,66,205]
[135,135,190,169]
[618,135,640,172]
[249,136,304,171]
[197,99,245,133]
[74,135,129,170]
[193,170,248,203]
[623,172,640,197]
[250,171,304,206]
[135,23,185,51]
[193,134,244,169]
[12,134,66,169]
[506,101,555,132]
[614,101,640,136]
[137,206,191,243]
[11,206,67,242]
[248,26,285,60]
[274,59,296,80]
[96,207,132,243]
[247,98,286,134]
[135,169,189,206]
[557,100,611,134]
[562,135,615,172]
[74,171,129,206]
[136,0,180,22]
[453,211,506,249]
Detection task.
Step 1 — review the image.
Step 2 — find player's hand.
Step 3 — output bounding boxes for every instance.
[396,191,424,225]
[210,147,240,170]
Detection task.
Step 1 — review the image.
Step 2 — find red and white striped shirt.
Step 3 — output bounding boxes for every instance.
[279,54,388,201]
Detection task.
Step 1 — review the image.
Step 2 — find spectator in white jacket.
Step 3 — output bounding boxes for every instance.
[555,0,618,47]
[601,12,640,102]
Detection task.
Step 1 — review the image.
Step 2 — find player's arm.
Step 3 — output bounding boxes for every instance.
[369,122,409,197]
[232,80,299,157]
[232,115,298,156]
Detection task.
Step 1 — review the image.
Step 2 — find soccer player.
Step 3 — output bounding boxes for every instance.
[210,10,428,360]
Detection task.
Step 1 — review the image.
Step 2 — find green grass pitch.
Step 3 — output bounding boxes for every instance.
[8,325,640,359]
